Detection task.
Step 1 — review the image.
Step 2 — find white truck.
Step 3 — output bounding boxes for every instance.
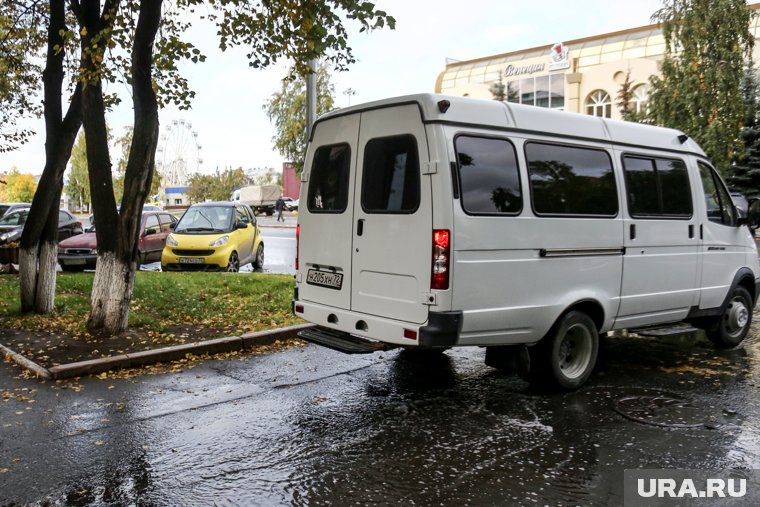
[293,93,760,390]
[231,184,281,216]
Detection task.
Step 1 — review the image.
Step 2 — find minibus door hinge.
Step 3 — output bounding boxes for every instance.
[301,172,309,183]
[423,161,438,175]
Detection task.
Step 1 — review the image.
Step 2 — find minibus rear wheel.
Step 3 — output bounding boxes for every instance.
[705,286,753,348]
[521,311,599,390]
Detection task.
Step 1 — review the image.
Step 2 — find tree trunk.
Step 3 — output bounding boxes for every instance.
[86,0,162,335]
[19,0,82,314]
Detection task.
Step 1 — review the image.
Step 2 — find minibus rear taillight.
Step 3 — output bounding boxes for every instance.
[296,224,300,270]
[431,229,450,290]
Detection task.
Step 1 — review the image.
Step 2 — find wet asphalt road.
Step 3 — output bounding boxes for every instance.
[1,316,760,505]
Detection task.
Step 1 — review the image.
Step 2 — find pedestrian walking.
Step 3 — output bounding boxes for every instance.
[275,195,286,222]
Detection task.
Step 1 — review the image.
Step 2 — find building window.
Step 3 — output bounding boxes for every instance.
[174,198,183,205]
[505,74,564,109]
[631,84,649,114]
[586,90,612,118]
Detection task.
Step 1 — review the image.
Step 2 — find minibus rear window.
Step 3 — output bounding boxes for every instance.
[526,142,618,217]
[361,135,420,214]
[455,135,522,215]
[307,144,351,213]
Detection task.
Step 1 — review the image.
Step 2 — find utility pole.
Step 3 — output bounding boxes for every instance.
[306,59,317,139]
[343,88,356,106]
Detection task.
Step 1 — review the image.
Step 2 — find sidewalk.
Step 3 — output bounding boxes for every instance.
[1,323,314,380]
[256,213,298,229]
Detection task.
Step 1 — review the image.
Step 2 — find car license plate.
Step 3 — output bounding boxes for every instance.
[64,258,86,265]
[307,269,343,290]
[179,257,205,264]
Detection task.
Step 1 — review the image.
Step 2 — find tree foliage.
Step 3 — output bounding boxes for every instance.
[647,0,755,173]
[728,67,760,198]
[186,167,251,203]
[3,168,38,202]
[65,132,91,210]
[264,62,336,173]
[0,3,46,151]
[6,0,395,334]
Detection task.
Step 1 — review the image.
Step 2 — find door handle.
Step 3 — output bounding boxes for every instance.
[688,224,695,239]
[357,219,364,237]
[630,224,636,240]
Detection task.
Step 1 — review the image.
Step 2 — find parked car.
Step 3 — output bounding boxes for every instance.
[57,211,178,271]
[0,203,31,218]
[0,208,82,246]
[88,204,163,226]
[286,198,299,211]
[161,202,264,272]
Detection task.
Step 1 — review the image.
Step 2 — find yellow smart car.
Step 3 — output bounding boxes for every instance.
[161,202,264,272]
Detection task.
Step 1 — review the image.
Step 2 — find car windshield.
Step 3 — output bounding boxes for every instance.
[0,209,29,226]
[175,206,232,233]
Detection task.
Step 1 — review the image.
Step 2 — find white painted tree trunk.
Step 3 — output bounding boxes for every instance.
[18,248,38,312]
[18,241,58,314]
[87,252,135,334]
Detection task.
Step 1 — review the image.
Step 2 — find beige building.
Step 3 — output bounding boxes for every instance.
[436,3,760,120]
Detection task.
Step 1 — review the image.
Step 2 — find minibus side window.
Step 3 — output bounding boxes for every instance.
[623,155,692,218]
[526,142,617,216]
[307,144,351,213]
[361,135,420,214]
[698,161,737,226]
[454,135,521,215]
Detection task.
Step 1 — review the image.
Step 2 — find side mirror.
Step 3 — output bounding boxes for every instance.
[144,227,158,236]
[747,199,760,230]
[169,222,176,230]
[236,220,249,229]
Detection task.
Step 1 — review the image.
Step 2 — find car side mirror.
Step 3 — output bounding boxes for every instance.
[169,222,176,230]
[746,199,760,230]
[236,220,248,229]
[144,227,157,236]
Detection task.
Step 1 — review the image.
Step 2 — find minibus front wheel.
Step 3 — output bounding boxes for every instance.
[521,311,599,390]
[705,286,753,348]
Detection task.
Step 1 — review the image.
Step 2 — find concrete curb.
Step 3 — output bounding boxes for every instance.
[2,323,315,381]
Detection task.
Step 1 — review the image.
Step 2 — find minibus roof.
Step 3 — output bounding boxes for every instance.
[315,93,706,158]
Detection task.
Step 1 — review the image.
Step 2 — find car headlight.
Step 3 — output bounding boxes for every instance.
[166,234,178,246]
[90,249,98,255]
[209,235,229,247]
[0,230,20,243]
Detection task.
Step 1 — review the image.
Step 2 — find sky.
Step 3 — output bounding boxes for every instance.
[1,0,666,179]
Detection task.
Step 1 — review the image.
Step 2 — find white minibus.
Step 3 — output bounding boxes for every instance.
[293,94,760,390]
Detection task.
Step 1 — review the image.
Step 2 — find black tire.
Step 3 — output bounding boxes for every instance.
[253,243,264,269]
[226,251,240,272]
[705,286,753,348]
[520,311,599,390]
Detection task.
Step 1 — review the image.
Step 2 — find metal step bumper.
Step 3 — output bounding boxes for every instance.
[298,326,396,354]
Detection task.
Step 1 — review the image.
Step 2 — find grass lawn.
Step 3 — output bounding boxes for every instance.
[0,271,301,367]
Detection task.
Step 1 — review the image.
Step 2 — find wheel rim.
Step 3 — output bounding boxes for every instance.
[557,323,593,380]
[723,296,750,338]
[227,253,239,272]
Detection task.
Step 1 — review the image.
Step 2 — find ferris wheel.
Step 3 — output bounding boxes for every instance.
[157,119,203,186]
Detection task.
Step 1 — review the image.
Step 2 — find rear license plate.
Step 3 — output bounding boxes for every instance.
[307,269,343,290]
[64,258,86,265]
[179,257,205,264]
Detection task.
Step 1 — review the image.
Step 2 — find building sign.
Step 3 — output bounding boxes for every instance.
[504,63,545,77]
[548,42,571,71]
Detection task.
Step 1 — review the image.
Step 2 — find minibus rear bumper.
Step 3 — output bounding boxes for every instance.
[293,299,461,349]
